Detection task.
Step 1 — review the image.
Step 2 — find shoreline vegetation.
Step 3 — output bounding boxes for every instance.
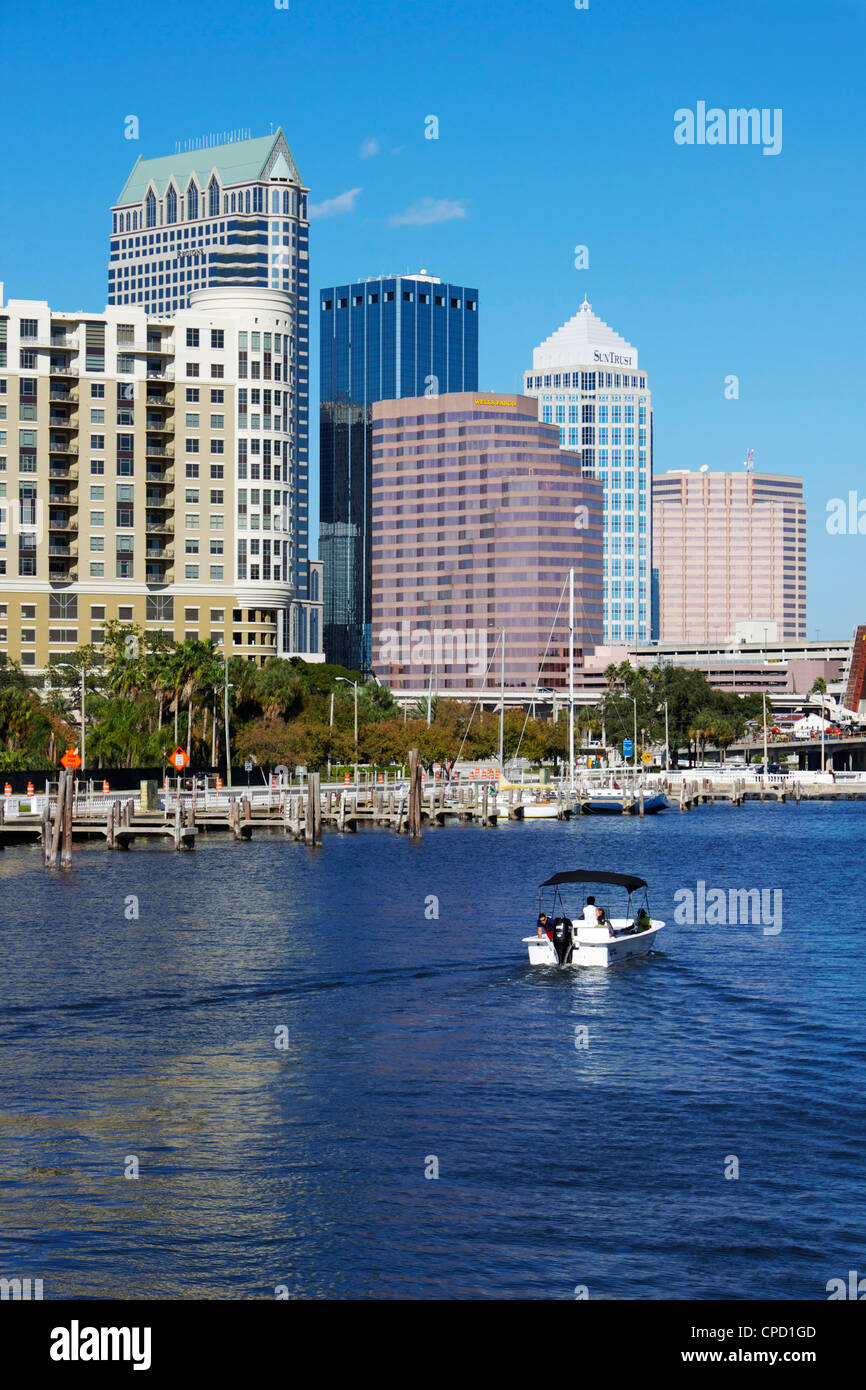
[0,629,770,774]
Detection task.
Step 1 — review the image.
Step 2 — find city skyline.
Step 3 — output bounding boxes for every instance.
[1,0,864,640]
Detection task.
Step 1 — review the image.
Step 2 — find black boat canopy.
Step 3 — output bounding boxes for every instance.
[540,870,648,892]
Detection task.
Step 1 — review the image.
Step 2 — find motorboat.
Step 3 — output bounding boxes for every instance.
[523,869,665,967]
[577,779,669,815]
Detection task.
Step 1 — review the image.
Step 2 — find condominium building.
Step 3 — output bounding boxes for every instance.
[320,272,478,672]
[108,129,313,642]
[0,285,323,669]
[523,298,652,645]
[652,469,807,643]
[370,392,602,694]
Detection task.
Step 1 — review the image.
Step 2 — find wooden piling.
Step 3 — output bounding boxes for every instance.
[61,769,73,868]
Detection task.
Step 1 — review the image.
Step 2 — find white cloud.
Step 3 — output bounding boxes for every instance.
[359,136,380,159]
[309,187,363,219]
[389,197,468,227]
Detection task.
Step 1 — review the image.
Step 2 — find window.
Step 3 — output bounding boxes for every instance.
[90,536,105,551]
[91,409,105,424]
[186,363,199,377]
[210,364,224,379]
[210,539,224,555]
[186,328,200,347]
[90,510,105,526]
[210,464,224,479]
[186,388,200,402]
[210,439,224,455]
[186,413,200,428]
[184,607,199,621]
[210,489,224,505]
[118,606,133,620]
[91,460,105,475]
[186,438,200,453]
[210,565,224,580]
[210,414,224,429]
[19,318,38,339]
[90,486,104,500]
[187,181,199,219]
[91,434,105,450]
[145,191,157,227]
[210,514,224,530]
[185,539,199,554]
[185,513,199,528]
[185,489,199,503]
[185,564,199,579]
[166,186,177,223]
[210,389,224,403]
[210,330,224,349]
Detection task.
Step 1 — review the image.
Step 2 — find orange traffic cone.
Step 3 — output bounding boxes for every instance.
[26,781,34,796]
[3,782,10,796]
[344,773,350,784]
[103,779,110,792]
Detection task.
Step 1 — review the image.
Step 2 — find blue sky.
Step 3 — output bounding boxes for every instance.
[1,0,864,636]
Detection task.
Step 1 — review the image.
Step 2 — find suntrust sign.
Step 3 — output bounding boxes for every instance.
[592,349,636,367]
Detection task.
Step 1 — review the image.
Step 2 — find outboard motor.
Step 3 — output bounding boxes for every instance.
[552,917,573,967]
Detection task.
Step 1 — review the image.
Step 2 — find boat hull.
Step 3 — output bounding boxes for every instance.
[523,921,664,968]
[578,792,669,815]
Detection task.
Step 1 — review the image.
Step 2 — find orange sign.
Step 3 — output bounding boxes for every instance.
[168,747,190,771]
[61,749,82,770]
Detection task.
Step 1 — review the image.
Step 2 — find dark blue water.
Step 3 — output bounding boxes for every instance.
[0,802,863,1299]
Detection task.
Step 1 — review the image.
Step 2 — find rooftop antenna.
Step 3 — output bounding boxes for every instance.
[743,448,754,473]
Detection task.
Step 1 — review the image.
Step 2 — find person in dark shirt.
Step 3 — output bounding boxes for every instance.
[537,912,554,941]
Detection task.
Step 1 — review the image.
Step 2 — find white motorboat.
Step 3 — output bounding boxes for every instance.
[523,870,665,968]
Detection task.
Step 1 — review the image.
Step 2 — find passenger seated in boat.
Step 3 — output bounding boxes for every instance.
[634,908,651,933]
[581,896,598,923]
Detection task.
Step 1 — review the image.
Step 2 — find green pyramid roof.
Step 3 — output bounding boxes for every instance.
[115,128,301,205]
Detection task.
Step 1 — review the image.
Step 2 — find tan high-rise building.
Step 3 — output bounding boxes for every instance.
[0,285,323,670]
[652,469,806,644]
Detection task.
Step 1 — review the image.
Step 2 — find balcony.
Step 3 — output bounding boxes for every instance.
[145,442,175,457]
[49,364,75,377]
[49,514,78,532]
[145,417,173,432]
[48,541,78,557]
[145,543,174,560]
[145,466,174,484]
[49,440,79,455]
[145,491,174,508]
[49,489,78,505]
[145,517,174,534]
[146,565,175,584]
[49,413,78,428]
[49,463,79,480]
[145,365,175,381]
[50,386,79,402]
[146,392,174,407]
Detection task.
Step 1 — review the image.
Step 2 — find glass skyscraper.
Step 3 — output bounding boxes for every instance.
[319,272,478,671]
[107,129,313,648]
[524,299,652,646]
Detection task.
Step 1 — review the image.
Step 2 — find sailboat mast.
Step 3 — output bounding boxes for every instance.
[569,568,575,793]
[499,628,505,771]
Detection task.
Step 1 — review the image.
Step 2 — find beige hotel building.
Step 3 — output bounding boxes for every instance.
[0,284,322,670]
[652,468,806,644]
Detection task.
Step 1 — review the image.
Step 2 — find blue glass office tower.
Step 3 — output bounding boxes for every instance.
[319,273,478,671]
[108,130,312,645]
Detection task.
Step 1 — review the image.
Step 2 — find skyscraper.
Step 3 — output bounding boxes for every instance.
[370,393,603,694]
[0,287,324,668]
[108,130,313,651]
[524,299,652,646]
[652,469,807,643]
[319,272,478,671]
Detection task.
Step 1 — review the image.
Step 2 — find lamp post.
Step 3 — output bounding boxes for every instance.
[223,652,233,788]
[336,676,359,748]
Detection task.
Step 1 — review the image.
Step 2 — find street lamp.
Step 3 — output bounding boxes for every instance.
[335,677,359,748]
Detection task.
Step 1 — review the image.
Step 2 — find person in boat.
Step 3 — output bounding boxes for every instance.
[634,907,652,932]
[537,913,554,941]
[581,895,599,923]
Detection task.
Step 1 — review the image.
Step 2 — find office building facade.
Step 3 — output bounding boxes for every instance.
[0,287,323,669]
[320,272,478,672]
[108,130,314,648]
[370,392,602,694]
[524,299,652,646]
[652,469,807,643]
